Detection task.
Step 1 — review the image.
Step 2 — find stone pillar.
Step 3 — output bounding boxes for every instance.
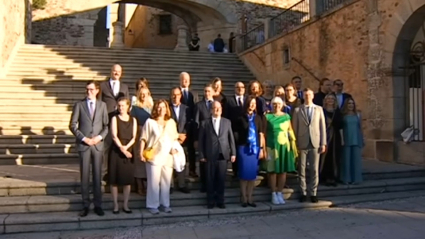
[110,21,125,48]
[174,25,189,51]
[264,18,271,40]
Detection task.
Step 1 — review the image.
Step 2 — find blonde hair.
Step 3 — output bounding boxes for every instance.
[273,86,285,98]
[323,93,338,110]
[136,88,153,109]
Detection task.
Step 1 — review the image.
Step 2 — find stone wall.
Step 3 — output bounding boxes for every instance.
[125,6,183,49]
[0,0,28,78]
[239,0,425,165]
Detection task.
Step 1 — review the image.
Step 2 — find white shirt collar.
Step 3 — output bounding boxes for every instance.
[109,78,120,83]
[212,116,221,120]
[87,98,96,103]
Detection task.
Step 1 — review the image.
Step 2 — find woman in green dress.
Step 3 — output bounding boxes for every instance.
[262,97,298,205]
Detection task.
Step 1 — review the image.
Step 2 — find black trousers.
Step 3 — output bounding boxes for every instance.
[206,157,227,205]
[79,146,103,208]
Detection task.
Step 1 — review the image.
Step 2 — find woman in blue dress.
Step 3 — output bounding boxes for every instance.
[340,97,364,184]
[234,95,266,207]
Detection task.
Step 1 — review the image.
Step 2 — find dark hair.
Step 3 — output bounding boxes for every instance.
[341,97,357,115]
[135,78,149,91]
[303,87,314,93]
[291,76,301,81]
[319,78,330,86]
[151,99,171,121]
[169,87,182,101]
[283,83,297,99]
[116,96,131,114]
[247,80,264,96]
[243,95,257,114]
[86,80,101,99]
[333,79,343,85]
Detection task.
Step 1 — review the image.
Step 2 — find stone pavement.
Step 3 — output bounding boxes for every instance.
[2,196,425,239]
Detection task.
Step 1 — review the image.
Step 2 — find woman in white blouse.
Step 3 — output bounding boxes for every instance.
[140,99,179,214]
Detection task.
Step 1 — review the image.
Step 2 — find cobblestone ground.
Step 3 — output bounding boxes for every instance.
[3,196,425,239]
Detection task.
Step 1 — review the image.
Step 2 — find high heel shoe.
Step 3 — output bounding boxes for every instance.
[247,202,257,208]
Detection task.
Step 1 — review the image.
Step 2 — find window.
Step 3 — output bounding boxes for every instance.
[159,15,172,35]
[283,46,291,64]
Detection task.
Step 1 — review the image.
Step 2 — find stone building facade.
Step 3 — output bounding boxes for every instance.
[29,0,303,49]
[239,0,425,165]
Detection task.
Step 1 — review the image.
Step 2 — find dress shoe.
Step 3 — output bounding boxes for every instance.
[112,210,119,214]
[94,207,105,216]
[299,195,307,203]
[247,202,257,208]
[311,196,319,203]
[241,203,248,208]
[179,187,190,194]
[123,208,132,214]
[217,203,226,209]
[79,207,89,217]
[207,204,215,209]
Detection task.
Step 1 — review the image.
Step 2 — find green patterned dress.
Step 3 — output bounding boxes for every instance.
[261,113,297,174]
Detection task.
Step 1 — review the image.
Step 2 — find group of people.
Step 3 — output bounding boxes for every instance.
[69,64,364,217]
[190,33,235,53]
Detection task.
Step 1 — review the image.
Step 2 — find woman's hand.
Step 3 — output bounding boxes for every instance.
[124,151,132,159]
[120,146,128,153]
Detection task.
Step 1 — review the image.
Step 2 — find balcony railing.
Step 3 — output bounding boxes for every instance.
[238,24,266,52]
[269,0,310,39]
[317,0,352,15]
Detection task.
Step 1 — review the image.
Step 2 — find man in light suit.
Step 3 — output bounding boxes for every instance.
[69,80,109,217]
[292,88,327,203]
[198,101,236,209]
[169,87,191,194]
[100,64,129,180]
[193,84,215,193]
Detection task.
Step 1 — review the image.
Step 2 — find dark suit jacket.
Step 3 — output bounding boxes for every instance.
[313,91,327,106]
[198,117,236,161]
[100,79,130,115]
[233,114,265,146]
[336,92,353,108]
[193,100,212,140]
[170,103,189,135]
[225,95,246,129]
[181,88,195,111]
[69,99,109,151]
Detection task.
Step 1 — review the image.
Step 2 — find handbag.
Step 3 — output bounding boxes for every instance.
[142,124,166,161]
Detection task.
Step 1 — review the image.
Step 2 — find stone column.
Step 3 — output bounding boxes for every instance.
[110,21,125,48]
[264,18,271,40]
[174,25,189,51]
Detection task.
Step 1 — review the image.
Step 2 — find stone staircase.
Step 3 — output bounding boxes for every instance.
[0,44,254,165]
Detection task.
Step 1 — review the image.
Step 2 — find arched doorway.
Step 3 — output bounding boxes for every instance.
[389,3,425,164]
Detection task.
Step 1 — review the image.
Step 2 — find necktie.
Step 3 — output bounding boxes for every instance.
[238,97,243,107]
[298,91,302,99]
[89,102,94,119]
[183,89,188,101]
[112,81,117,96]
[307,107,312,122]
[207,100,212,110]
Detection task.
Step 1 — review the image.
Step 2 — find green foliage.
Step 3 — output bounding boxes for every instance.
[33,0,47,10]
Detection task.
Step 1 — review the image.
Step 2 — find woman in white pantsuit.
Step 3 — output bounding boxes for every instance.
[140,99,179,214]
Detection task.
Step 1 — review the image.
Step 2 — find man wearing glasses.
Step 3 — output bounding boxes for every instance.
[333,79,352,108]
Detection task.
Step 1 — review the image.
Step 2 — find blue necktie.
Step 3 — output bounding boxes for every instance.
[207,100,212,110]
[183,89,188,101]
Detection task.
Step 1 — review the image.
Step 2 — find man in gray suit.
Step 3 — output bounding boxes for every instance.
[292,88,327,203]
[69,80,109,217]
[198,101,236,209]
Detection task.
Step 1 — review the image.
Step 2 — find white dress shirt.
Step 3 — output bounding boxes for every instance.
[109,78,120,96]
[235,95,244,106]
[173,104,180,121]
[212,117,220,135]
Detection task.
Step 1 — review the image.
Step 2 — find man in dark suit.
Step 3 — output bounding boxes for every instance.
[198,101,236,209]
[169,87,191,194]
[292,76,305,103]
[179,72,197,178]
[193,84,215,192]
[313,78,333,106]
[333,79,353,108]
[99,64,129,179]
[69,80,109,217]
[225,81,246,177]
[213,34,225,52]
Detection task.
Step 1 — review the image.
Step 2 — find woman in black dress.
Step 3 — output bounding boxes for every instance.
[109,97,137,214]
[320,93,343,186]
[212,77,227,107]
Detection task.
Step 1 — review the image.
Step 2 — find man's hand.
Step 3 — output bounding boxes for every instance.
[178,134,186,144]
[319,145,326,154]
[200,158,206,162]
[92,136,102,145]
[230,156,236,163]
[83,138,94,146]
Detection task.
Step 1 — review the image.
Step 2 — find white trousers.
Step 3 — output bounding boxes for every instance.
[145,163,173,209]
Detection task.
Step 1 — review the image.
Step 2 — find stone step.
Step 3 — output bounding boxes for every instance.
[0,127,72,135]
[3,189,425,234]
[0,135,74,144]
[0,153,78,165]
[0,144,76,155]
[1,177,425,214]
[0,200,332,234]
